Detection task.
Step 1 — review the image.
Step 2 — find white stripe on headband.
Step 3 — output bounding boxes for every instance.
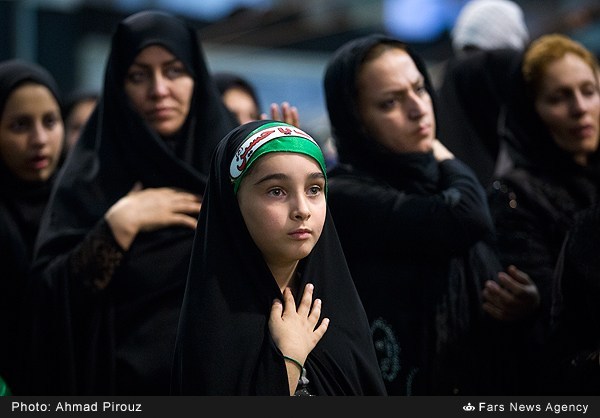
[229,125,317,180]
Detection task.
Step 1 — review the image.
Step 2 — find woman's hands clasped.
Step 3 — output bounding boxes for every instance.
[482,265,541,321]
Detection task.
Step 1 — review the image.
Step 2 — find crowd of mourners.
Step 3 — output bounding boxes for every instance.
[1,0,599,396]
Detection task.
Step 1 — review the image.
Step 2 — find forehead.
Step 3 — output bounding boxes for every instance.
[247,152,321,175]
[540,53,597,88]
[2,83,58,118]
[131,45,176,65]
[224,87,254,100]
[358,48,421,89]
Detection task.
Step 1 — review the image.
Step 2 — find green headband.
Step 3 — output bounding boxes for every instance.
[230,122,327,194]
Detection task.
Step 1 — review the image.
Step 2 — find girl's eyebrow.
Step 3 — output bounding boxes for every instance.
[254,172,324,185]
[254,173,288,185]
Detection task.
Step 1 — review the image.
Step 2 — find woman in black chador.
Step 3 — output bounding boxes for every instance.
[323,34,506,395]
[172,120,386,395]
[487,34,600,394]
[22,10,238,395]
[0,59,65,395]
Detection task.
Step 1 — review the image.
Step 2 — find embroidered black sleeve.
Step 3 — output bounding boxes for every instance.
[69,219,124,293]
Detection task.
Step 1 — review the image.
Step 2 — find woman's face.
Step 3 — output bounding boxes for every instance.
[534,52,600,165]
[0,83,64,182]
[124,45,194,137]
[356,48,435,154]
[237,152,326,270]
[223,87,259,125]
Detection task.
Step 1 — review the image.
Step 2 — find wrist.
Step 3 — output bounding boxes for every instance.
[283,355,308,384]
[105,205,138,250]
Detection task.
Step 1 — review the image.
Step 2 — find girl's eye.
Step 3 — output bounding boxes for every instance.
[308,185,322,196]
[9,118,30,133]
[267,188,284,197]
[43,114,59,129]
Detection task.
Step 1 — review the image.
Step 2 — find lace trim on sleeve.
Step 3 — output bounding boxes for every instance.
[69,219,124,292]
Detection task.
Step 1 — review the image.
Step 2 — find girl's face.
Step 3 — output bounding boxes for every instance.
[124,45,194,138]
[0,83,64,182]
[357,48,435,154]
[237,152,326,270]
[534,52,600,165]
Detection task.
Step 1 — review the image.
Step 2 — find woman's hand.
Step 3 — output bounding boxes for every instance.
[105,183,201,250]
[261,102,300,128]
[482,265,541,321]
[432,138,455,162]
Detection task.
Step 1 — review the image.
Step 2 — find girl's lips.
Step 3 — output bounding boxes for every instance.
[29,156,50,170]
[416,124,432,136]
[288,229,312,240]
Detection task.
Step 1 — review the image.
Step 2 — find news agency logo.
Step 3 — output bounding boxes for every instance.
[463,403,475,412]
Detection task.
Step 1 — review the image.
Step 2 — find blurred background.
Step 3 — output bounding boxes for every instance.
[1,0,599,141]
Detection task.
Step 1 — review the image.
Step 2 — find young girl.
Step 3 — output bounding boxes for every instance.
[0,59,65,394]
[172,120,386,395]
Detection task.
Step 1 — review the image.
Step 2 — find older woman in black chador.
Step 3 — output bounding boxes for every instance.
[172,120,386,395]
[0,59,65,395]
[22,10,238,395]
[487,33,600,394]
[323,34,512,395]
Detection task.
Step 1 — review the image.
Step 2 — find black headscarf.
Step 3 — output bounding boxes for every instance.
[436,48,522,186]
[0,58,64,393]
[34,9,238,262]
[323,33,440,193]
[172,119,386,395]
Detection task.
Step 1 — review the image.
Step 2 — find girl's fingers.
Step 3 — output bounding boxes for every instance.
[307,298,322,327]
[297,283,314,317]
[269,299,283,320]
[312,317,330,341]
[282,287,296,315]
